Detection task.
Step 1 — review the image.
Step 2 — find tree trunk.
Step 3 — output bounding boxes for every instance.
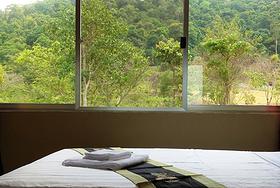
[81,44,88,107]
[224,82,231,105]
[82,82,87,107]
[172,67,176,105]
[83,80,91,107]
[276,38,278,55]
[265,86,273,105]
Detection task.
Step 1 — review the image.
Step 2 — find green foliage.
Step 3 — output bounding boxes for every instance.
[0,72,29,103]
[247,71,267,89]
[271,54,279,63]
[15,43,74,103]
[202,17,253,105]
[155,38,182,68]
[0,0,75,103]
[0,65,4,85]
[155,38,182,105]
[189,0,279,55]
[159,71,173,97]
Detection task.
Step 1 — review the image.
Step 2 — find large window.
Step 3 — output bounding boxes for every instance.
[0,0,279,110]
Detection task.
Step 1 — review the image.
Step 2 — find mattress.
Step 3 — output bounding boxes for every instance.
[0,148,279,188]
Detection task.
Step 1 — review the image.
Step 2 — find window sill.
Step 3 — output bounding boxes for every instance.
[0,104,279,114]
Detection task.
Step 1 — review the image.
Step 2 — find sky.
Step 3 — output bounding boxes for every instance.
[0,0,38,10]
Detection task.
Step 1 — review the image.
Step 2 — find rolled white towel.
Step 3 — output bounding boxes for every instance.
[83,149,132,161]
[62,154,149,170]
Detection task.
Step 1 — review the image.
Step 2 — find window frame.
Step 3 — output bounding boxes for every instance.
[0,0,279,113]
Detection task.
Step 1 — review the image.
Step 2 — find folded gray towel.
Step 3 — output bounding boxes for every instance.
[83,149,132,161]
[62,154,149,170]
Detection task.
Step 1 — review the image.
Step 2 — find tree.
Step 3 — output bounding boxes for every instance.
[155,38,182,105]
[266,0,280,55]
[15,43,74,103]
[271,22,280,55]
[81,0,149,107]
[202,17,253,105]
[247,55,280,105]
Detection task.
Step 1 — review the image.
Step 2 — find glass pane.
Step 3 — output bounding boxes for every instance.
[189,0,280,106]
[0,0,75,104]
[81,0,184,108]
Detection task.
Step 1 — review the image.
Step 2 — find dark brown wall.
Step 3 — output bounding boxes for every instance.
[0,111,279,173]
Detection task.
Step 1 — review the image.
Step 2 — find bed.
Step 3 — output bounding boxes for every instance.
[0,148,279,188]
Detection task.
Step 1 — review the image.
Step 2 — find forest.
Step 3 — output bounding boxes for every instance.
[0,0,279,107]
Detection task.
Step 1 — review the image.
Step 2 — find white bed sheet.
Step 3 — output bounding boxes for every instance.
[0,148,279,188]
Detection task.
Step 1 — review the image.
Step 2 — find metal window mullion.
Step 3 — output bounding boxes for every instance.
[183,0,189,111]
[75,0,81,109]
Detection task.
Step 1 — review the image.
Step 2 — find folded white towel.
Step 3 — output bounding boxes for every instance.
[62,154,148,170]
[83,149,132,161]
